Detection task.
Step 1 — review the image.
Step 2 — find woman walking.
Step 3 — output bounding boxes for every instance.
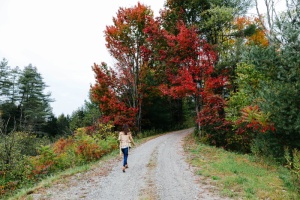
[118,124,135,172]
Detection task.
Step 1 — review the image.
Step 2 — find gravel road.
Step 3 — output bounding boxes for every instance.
[29,128,228,200]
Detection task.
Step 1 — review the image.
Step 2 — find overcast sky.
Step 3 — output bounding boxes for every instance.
[0,0,164,117]
[0,0,286,117]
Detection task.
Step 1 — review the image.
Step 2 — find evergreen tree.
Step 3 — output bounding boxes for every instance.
[0,58,11,102]
[56,114,71,136]
[42,114,59,137]
[69,99,101,131]
[17,64,53,132]
[0,59,20,131]
[243,2,300,159]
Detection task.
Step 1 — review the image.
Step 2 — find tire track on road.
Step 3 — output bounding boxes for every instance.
[138,148,159,199]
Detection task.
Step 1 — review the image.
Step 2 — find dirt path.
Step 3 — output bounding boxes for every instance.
[29,128,228,200]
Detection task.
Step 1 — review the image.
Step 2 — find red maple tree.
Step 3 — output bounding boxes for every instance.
[90,62,137,127]
[144,20,228,137]
[103,3,154,131]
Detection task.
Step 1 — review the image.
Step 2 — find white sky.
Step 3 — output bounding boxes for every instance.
[0,0,286,117]
[0,0,164,117]
[248,0,286,16]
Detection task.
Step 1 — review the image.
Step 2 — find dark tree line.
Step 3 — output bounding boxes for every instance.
[0,58,108,140]
[0,59,71,137]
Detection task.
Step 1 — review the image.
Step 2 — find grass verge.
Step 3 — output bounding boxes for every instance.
[183,133,299,200]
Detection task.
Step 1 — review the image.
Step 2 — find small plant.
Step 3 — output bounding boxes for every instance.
[30,145,57,176]
[284,147,300,191]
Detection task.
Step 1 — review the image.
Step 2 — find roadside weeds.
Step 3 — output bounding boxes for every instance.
[10,134,162,200]
[183,133,299,200]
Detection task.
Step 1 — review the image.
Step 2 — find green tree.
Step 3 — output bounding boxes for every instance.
[69,99,101,131]
[56,114,71,136]
[18,64,53,132]
[0,58,11,101]
[241,2,300,159]
[42,114,59,138]
[225,63,265,122]
[161,0,252,42]
[0,59,21,132]
[0,58,21,104]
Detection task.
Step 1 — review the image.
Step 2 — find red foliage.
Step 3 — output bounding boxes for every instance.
[53,138,74,154]
[85,125,96,135]
[236,105,275,134]
[31,160,55,175]
[147,21,223,95]
[75,141,104,161]
[198,93,232,147]
[144,20,228,132]
[94,4,154,131]
[90,62,137,127]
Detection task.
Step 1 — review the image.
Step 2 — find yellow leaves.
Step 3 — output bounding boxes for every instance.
[233,16,269,47]
[241,105,259,121]
[235,16,251,31]
[240,105,271,127]
[246,28,269,47]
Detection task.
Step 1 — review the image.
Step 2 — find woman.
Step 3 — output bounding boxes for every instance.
[118,124,135,172]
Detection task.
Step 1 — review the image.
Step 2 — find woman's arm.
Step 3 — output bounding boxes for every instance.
[118,132,121,141]
[129,133,135,146]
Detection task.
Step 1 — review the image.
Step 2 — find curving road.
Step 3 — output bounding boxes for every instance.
[30,128,227,200]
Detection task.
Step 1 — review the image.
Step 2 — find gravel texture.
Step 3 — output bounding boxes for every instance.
[29,128,229,200]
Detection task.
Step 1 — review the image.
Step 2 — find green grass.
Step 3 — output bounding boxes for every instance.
[184,134,300,200]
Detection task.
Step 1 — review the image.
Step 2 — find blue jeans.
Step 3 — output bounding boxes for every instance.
[121,147,129,167]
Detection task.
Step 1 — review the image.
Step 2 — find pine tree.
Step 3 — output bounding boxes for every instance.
[243,2,300,158]
[18,64,53,132]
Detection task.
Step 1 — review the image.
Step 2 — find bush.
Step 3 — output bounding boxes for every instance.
[1,123,118,198]
[284,147,300,192]
[251,132,284,163]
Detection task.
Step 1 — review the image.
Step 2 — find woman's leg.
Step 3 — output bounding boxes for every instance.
[121,147,129,167]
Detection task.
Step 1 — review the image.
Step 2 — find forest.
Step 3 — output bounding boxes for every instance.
[1,0,300,198]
